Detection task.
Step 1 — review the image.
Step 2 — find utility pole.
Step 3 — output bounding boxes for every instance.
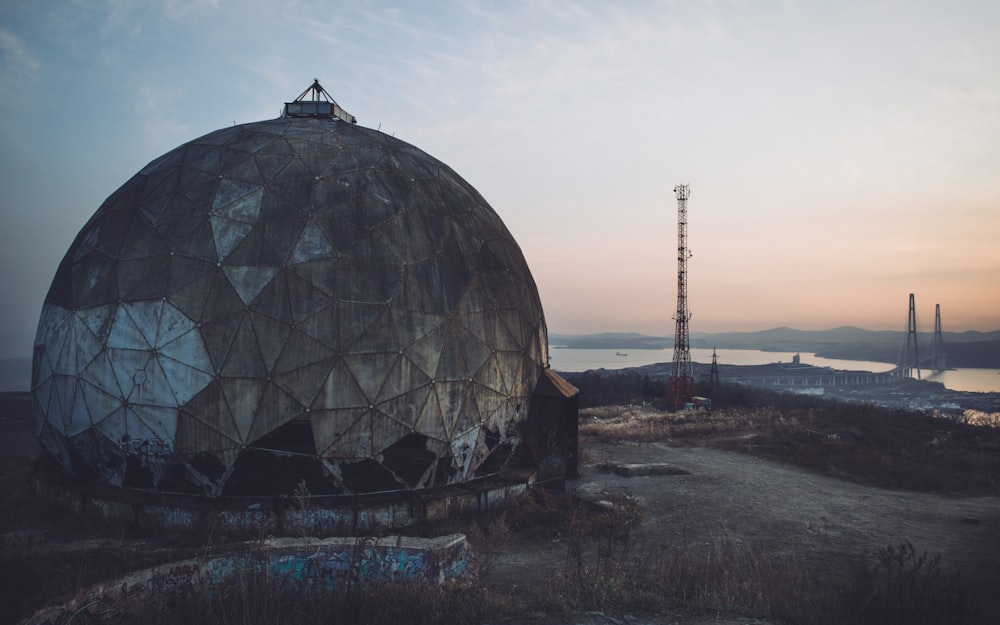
[667,184,695,410]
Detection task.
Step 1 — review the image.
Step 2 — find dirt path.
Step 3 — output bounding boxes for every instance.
[491,441,1000,624]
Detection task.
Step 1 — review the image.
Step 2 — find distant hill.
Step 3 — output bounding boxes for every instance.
[550,327,1000,368]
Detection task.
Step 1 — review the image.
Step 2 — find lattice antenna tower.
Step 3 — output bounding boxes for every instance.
[667,184,696,410]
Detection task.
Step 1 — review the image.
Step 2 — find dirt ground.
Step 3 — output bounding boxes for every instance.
[4,391,999,624]
[489,440,1000,625]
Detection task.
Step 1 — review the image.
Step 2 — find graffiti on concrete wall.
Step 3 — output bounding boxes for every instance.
[23,535,470,625]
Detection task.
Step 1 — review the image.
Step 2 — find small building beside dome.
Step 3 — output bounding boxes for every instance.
[32,81,578,501]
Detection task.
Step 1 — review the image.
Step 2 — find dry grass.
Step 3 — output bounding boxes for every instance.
[579,402,1000,496]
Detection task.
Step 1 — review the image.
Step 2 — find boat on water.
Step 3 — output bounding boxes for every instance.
[615,352,628,357]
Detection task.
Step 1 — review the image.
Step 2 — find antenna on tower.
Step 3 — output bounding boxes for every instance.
[667,184,696,411]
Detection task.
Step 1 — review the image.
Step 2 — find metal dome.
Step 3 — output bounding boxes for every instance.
[32,103,548,496]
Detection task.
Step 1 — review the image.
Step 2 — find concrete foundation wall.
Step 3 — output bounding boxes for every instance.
[22,534,470,625]
[33,472,530,534]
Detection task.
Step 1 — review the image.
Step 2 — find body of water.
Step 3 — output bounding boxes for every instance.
[548,347,1000,394]
[4,352,998,394]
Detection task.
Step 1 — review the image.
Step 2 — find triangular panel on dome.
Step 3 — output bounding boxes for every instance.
[257,133,296,156]
[333,262,385,309]
[71,252,119,308]
[119,221,170,261]
[311,177,355,213]
[156,353,215,404]
[451,386,483,436]
[200,310,243,373]
[175,411,240,455]
[413,385,449,443]
[248,312,291,374]
[342,351,399,402]
[70,428,126,486]
[290,258,339,300]
[393,266,436,315]
[127,404,176,444]
[223,228,284,267]
[272,328,336,377]
[376,381,431,429]
[294,147,335,179]
[118,255,171,301]
[219,377,267,444]
[316,409,373,460]
[220,314,268,378]
[249,268,293,325]
[199,271,245,322]
[495,309,527,353]
[180,380,240,446]
[337,300,384,351]
[432,380,470,439]
[154,300,196,346]
[60,377,90,436]
[158,319,212,369]
[141,158,182,197]
[259,215,308,265]
[454,274,494,316]
[176,168,222,209]
[99,174,147,216]
[182,143,223,175]
[376,355,433,404]
[67,315,104,374]
[224,127,284,152]
[219,149,264,185]
[79,378,122,426]
[129,355,178,409]
[266,179,314,216]
[76,305,115,346]
[214,176,261,214]
[155,209,199,251]
[172,218,219,264]
[403,323,445,379]
[472,383,508,426]
[311,358,368,411]
[349,307,399,353]
[311,407,366,458]
[286,268,335,325]
[107,348,153,402]
[434,321,476,381]
[291,221,336,263]
[121,301,163,348]
[315,204,365,254]
[248,381,307,443]
[210,216,254,261]
[139,142,186,176]
[492,351,523,396]
[35,303,72,347]
[254,152,295,182]
[46,376,76,435]
[450,423,482,482]
[371,410,413,455]
[33,369,55,424]
[222,265,279,306]
[80,350,123,399]
[272,356,336,409]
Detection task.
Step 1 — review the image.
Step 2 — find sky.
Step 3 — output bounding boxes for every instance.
[1,0,999,359]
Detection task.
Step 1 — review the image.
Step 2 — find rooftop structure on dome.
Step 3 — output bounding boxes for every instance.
[32,80,577,501]
[282,78,357,123]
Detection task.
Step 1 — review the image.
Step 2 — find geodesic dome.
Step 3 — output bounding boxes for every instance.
[32,100,548,497]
